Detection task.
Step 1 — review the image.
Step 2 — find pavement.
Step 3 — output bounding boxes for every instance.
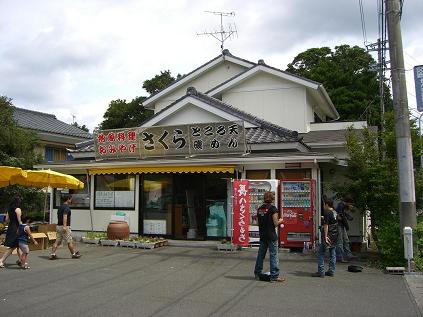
[0,242,421,317]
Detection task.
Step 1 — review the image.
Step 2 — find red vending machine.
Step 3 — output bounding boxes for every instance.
[279,179,314,248]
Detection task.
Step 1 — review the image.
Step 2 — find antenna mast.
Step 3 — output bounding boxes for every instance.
[197,11,237,51]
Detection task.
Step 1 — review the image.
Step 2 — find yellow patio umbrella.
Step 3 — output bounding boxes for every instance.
[0,166,27,188]
[11,169,84,189]
[10,169,84,223]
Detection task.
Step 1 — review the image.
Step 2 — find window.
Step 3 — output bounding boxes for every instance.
[54,174,90,208]
[142,174,172,235]
[246,170,270,179]
[95,174,135,209]
[276,169,311,180]
[45,147,67,162]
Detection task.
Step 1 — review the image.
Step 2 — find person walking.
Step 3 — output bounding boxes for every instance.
[0,196,23,268]
[17,215,38,270]
[312,198,338,278]
[253,191,284,283]
[50,195,81,260]
[336,195,355,262]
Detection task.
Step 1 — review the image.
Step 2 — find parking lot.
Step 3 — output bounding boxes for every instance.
[0,242,421,317]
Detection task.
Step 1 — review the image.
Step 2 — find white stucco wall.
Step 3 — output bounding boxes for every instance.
[155,103,225,126]
[220,72,308,133]
[154,61,248,113]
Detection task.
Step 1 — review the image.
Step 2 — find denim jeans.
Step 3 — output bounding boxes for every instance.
[254,239,280,280]
[317,243,336,274]
[336,225,353,259]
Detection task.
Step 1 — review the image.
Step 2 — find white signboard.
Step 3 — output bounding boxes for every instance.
[95,191,114,208]
[143,220,166,235]
[114,191,134,208]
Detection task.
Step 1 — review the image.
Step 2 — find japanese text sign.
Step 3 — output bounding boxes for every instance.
[232,180,250,246]
[94,121,246,160]
[94,128,140,160]
[414,65,423,112]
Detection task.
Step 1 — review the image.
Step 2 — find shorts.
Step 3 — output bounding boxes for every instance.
[56,226,73,245]
[19,242,29,254]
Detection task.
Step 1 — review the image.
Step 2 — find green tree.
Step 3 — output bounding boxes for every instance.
[142,70,175,95]
[100,96,153,130]
[0,96,41,168]
[0,96,44,215]
[71,122,89,132]
[286,45,391,126]
[332,113,423,265]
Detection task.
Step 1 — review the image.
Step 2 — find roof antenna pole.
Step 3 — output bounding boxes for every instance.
[197,11,237,52]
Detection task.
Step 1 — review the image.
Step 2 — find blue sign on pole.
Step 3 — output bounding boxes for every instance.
[414,65,423,112]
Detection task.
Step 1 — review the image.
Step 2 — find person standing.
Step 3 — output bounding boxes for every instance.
[254,191,284,283]
[336,195,355,262]
[50,195,81,260]
[312,198,338,277]
[0,196,23,268]
[17,215,38,270]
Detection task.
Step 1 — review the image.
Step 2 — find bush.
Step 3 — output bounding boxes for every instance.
[375,215,405,266]
[415,217,423,270]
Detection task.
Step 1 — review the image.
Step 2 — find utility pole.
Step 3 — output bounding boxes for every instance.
[385,0,417,229]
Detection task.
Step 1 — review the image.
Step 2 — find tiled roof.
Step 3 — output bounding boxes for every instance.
[142,49,255,105]
[205,61,321,95]
[12,107,92,139]
[300,126,377,145]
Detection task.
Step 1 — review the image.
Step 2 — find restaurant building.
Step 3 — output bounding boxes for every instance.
[38,50,370,249]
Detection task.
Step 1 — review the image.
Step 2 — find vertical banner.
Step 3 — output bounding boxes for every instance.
[232,180,250,246]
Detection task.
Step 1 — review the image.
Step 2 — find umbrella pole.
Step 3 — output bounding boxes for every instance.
[87,172,94,232]
[43,187,48,223]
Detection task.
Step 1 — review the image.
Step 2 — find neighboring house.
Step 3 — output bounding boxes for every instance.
[37,50,371,250]
[12,107,91,162]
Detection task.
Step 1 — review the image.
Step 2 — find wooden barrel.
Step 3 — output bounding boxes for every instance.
[107,221,130,240]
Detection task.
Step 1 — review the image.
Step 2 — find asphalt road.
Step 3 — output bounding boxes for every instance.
[0,243,421,317]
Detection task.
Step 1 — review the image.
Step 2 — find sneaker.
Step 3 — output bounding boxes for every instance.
[311,272,324,278]
[270,277,285,283]
[16,260,22,267]
[72,251,81,259]
[49,254,57,260]
[325,271,334,277]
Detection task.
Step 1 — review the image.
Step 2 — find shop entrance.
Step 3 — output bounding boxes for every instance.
[140,172,232,240]
[173,174,206,239]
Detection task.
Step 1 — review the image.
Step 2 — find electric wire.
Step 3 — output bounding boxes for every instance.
[359,0,368,46]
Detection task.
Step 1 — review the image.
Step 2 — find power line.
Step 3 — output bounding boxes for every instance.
[358,0,368,46]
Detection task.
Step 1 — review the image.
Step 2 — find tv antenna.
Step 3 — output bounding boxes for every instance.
[197,11,238,51]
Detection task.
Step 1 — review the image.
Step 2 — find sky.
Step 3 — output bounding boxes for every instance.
[1,0,423,132]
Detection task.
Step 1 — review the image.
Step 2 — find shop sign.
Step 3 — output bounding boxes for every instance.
[94,121,246,160]
[94,128,140,160]
[232,180,250,246]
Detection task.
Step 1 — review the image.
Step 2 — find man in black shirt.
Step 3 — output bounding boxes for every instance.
[312,198,338,277]
[50,195,81,260]
[253,191,284,283]
[336,195,355,262]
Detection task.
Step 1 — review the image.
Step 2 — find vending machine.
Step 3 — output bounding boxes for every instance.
[247,180,279,246]
[279,179,314,248]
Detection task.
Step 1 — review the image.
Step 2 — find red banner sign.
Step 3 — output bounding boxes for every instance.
[233,180,250,246]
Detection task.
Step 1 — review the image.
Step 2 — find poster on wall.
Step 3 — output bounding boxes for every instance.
[232,180,250,246]
[95,191,114,208]
[143,220,166,235]
[114,191,134,208]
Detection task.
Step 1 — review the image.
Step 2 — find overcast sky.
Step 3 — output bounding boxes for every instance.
[1,0,422,132]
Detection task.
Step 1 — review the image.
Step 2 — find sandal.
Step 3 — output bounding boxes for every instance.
[16,260,22,267]
[22,263,30,270]
[0,262,4,268]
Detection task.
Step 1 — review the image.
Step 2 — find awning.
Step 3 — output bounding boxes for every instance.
[88,165,234,175]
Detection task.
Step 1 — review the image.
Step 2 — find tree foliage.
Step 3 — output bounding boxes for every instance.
[286,45,392,126]
[333,113,423,265]
[0,96,42,168]
[0,96,44,215]
[142,70,175,95]
[100,96,153,130]
[71,122,89,132]
[100,70,179,130]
